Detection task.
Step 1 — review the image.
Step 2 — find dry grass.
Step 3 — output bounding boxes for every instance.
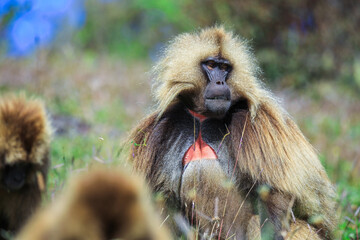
[0,51,152,125]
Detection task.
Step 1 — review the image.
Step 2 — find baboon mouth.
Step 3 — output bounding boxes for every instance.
[206,96,230,101]
[204,99,231,117]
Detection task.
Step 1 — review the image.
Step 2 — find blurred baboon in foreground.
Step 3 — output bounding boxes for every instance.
[16,168,172,240]
[129,26,336,239]
[0,95,51,239]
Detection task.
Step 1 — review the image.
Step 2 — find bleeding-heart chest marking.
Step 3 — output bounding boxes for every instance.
[182,110,218,166]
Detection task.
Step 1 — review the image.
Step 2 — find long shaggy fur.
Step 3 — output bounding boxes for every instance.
[0,95,51,166]
[129,26,337,239]
[16,168,172,240]
[0,94,51,237]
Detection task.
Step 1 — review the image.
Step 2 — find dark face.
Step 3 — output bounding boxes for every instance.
[201,57,232,118]
[2,163,28,191]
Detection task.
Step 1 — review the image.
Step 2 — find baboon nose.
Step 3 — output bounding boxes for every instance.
[216,81,224,85]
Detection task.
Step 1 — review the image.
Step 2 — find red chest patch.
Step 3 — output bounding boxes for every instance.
[182,110,218,166]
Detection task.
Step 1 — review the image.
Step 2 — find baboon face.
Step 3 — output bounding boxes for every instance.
[0,140,35,192]
[178,56,233,118]
[201,56,232,117]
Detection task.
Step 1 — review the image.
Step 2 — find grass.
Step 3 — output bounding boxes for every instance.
[0,54,359,239]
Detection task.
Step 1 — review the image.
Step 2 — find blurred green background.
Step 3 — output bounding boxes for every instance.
[1,0,359,239]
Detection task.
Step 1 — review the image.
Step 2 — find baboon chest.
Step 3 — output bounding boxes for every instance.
[158,105,235,176]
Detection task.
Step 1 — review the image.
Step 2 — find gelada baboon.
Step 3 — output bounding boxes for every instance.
[0,95,51,238]
[16,168,172,240]
[129,26,336,239]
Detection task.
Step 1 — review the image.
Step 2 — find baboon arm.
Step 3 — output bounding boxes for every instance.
[229,106,336,235]
[247,215,323,240]
[128,112,159,176]
[258,191,292,240]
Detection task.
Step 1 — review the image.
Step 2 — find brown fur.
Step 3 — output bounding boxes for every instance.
[16,168,172,240]
[129,26,337,239]
[0,94,51,237]
[181,160,253,239]
[247,215,322,240]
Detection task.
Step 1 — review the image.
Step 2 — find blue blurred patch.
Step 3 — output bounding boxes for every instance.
[9,11,54,55]
[1,0,86,56]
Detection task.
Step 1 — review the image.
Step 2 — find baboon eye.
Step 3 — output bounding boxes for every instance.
[206,60,216,70]
[220,63,229,71]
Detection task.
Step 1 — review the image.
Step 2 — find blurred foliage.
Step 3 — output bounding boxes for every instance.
[74,0,193,59]
[1,0,359,88]
[74,0,360,89]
